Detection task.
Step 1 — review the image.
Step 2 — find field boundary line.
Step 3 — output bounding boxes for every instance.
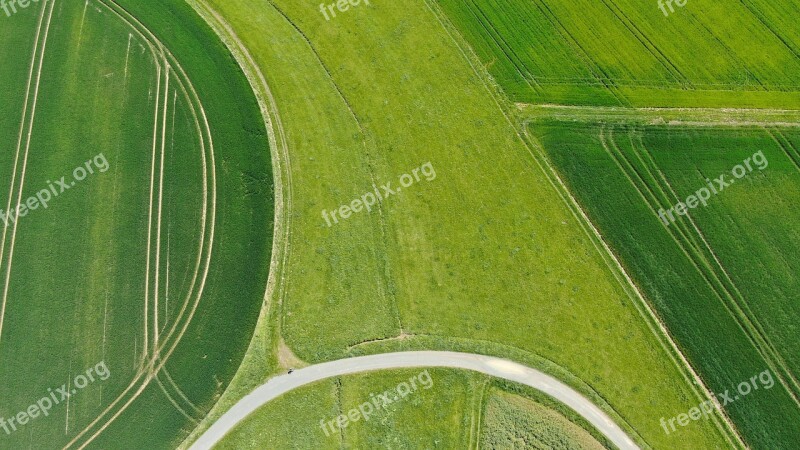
[424,1,746,447]
[176,2,297,445]
[183,0,291,353]
[519,103,800,127]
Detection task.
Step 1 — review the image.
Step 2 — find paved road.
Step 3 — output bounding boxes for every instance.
[189,351,640,450]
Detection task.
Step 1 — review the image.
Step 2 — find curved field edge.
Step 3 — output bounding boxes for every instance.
[212,368,615,449]
[180,1,732,449]
[77,0,273,447]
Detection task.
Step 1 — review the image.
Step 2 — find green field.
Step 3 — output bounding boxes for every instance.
[184,0,738,448]
[533,121,800,448]
[0,0,272,448]
[436,0,800,108]
[4,0,799,447]
[215,369,609,449]
[482,389,606,449]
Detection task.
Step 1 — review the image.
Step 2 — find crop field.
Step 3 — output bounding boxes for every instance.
[214,369,609,449]
[0,0,272,448]
[533,121,800,448]
[436,0,800,108]
[4,0,799,447]
[188,1,737,448]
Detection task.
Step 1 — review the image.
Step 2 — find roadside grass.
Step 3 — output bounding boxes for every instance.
[435,0,800,108]
[195,0,730,448]
[0,0,272,448]
[482,389,606,449]
[215,369,605,449]
[533,121,800,448]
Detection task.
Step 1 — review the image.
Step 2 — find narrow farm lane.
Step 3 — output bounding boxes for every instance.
[189,351,640,450]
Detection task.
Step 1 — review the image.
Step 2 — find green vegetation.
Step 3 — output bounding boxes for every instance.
[0,0,271,448]
[482,389,605,449]
[190,0,732,448]
[533,121,800,448]
[217,369,607,449]
[436,0,800,108]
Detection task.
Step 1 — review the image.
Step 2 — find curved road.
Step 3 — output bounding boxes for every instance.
[190,351,640,449]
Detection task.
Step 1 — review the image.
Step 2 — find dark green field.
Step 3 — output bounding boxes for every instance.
[533,121,800,448]
[0,0,272,448]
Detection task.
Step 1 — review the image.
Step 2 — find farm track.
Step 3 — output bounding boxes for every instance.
[62,0,217,447]
[518,103,800,127]
[461,0,540,94]
[599,127,800,409]
[183,0,293,342]
[189,352,640,450]
[527,0,628,105]
[769,129,800,173]
[598,0,689,87]
[0,0,56,346]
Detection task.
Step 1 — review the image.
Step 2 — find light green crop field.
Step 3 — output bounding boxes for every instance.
[216,369,609,449]
[533,121,800,448]
[190,0,735,448]
[436,0,800,108]
[0,0,272,448]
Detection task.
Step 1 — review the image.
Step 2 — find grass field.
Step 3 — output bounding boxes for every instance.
[436,0,800,108]
[482,389,605,449]
[533,121,800,448]
[187,0,738,448]
[215,369,609,449]
[0,0,272,448]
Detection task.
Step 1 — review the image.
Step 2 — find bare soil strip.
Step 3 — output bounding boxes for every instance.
[519,103,800,127]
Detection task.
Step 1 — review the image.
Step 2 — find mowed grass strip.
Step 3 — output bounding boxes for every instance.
[202,0,728,447]
[534,121,800,448]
